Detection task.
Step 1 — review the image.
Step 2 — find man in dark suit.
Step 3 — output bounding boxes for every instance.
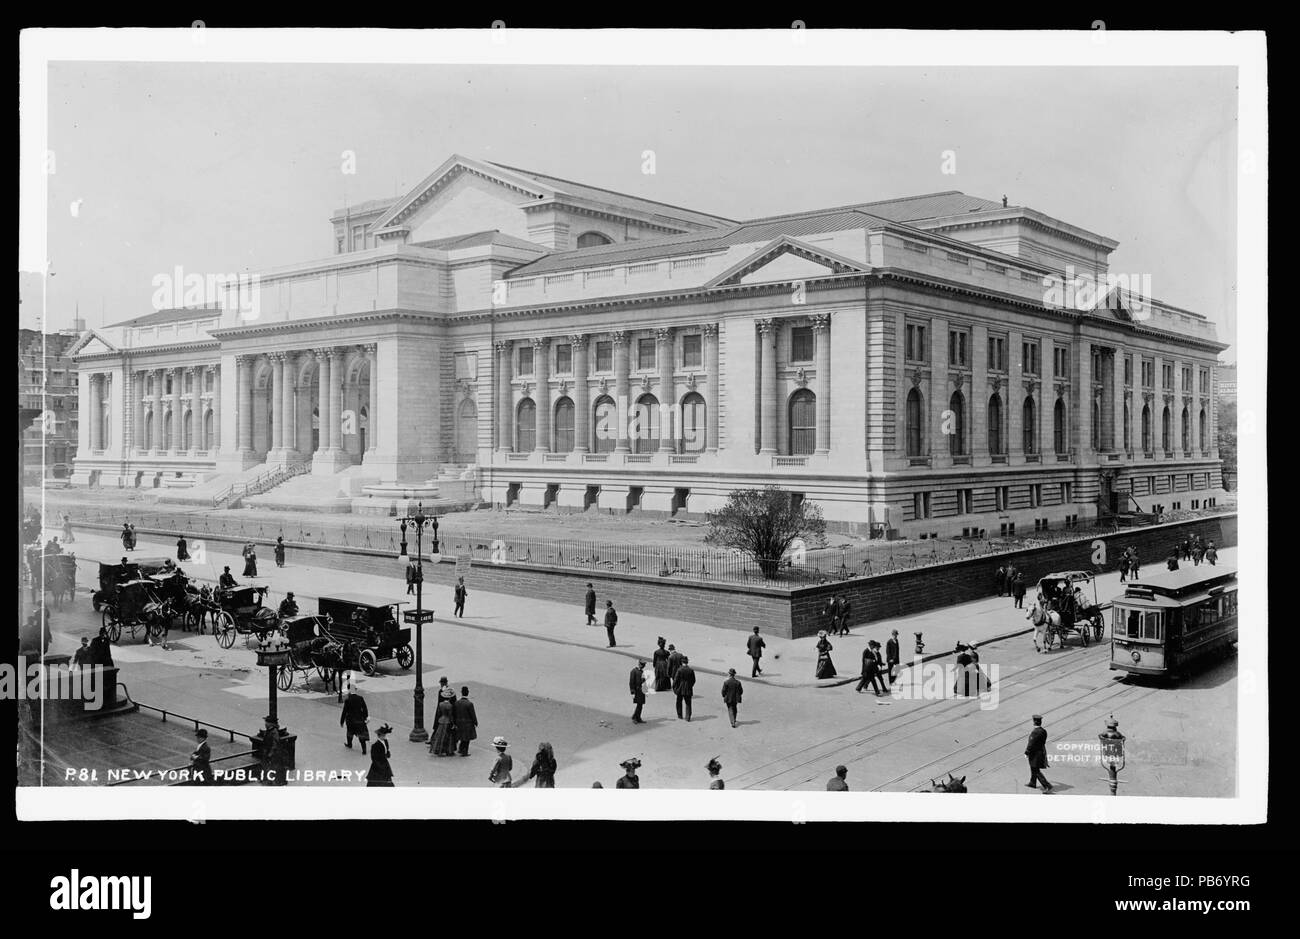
[89,627,114,667]
[218,566,238,589]
[746,626,766,677]
[454,686,478,755]
[340,689,369,754]
[826,765,849,791]
[856,645,884,695]
[720,668,743,728]
[672,656,697,721]
[630,660,647,724]
[1025,714,1053,792]
[189,729,212,785]
[585,583,597,625]
[366,724,394,786]
[453,577,467,617]
[604,600,618,648]
[838,596,853,636]
[666,644,684,682]
[885,629,901,686]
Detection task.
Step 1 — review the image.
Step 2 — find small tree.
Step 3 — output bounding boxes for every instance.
[704,486,827,579]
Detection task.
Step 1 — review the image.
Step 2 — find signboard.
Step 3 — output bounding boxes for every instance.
[455,556,471,578]
[403,609,435,625]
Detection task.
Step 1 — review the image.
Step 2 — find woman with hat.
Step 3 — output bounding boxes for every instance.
[366,724,394,787]
[243,544,258,578]
[517,742,558,788]
[706,757,724,790]
[488,737,513,787]
[815,630,837,680]
[616,758,641,789]
[651,636,672,692]
[429,685,457,757]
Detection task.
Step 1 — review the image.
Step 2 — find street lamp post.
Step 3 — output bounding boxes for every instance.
[398,503,439,743]
[1099,714,1126,796]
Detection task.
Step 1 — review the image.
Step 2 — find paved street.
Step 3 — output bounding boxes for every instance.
[29,527,1237,794]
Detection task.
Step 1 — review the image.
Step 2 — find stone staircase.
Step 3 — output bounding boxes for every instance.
[244,464,381,513]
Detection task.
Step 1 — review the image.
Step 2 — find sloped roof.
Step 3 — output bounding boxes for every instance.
[107,306,222,329]
[411,229,546,253]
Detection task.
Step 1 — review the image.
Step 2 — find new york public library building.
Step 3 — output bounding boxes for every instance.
[70,154,1226,538]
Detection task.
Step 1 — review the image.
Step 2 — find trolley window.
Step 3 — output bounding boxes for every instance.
[1122,608,1163,640]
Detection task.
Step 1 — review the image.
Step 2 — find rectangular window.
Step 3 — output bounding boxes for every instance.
[1141,360,1154,387]
[913,491,932,519]
[948,329,969,368]
[791,326,814,363]
[1200,368,1210,393]
[555,343,572,374]
[1182,366,1192,391]
[1061,481,1072,503]
[906,324,928,362]
[1124,357,1133,385]
[682,334,702,369]
[995,486,1009,512]
[1054,346,1070,378]
[637,337,656,371]
[352,226,366,250]
[956,488,973,515]
[1162,364,1173,390]
[595,341,613,372]
[518,345,534,376]
[987,336,1006,371]
[1021,340,1039,375]
[1029,484,1041,508]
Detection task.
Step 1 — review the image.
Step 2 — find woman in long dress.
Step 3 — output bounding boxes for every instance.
[243,547,258,578]
[652,637,671,692]
[815,631,837,679]
[429,692,455,756]
[517,742,557,787]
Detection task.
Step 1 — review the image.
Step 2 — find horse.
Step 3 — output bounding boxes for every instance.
[1026,602,1065,652]
[929,773,968,793]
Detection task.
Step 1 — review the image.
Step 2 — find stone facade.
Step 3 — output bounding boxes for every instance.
[70,154,1227,535]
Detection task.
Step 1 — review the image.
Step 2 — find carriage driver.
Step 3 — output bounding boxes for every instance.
[279,592,299,618]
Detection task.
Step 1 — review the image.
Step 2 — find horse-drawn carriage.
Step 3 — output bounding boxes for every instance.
[1028,570,1105,651]
[24,546,77,607]
[101,578,169,643]
[211,585,282,650]
[315,594,414,676]
[93,557,172,612]
[144,569,216,633]
[276,615,352,691]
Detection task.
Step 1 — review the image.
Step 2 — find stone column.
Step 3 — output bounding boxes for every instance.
[572,335,590,453]
[237,356,253,456]
[210,366,221,452]
[1043,380,1059,459]
[187,369,201,454]
[704,324,720,453]
[1151,354,1164,458]
[1112,346,1126,456]
[495,341,512,451]
[315,349,332,452]
[971,325,989,462]
[929,318,948,463]
[133,370,146,453]
[656,327,675,453]
[328,348,344,453]
[365,345,378,454]
[757,319,777,454]
[1007,330,1023,458]
[168,368,183,454]
[612,331,630,453]
[281,353,299,459]
[812,315,830,455]
[268,354,285,455]
[149,369,162,454]
[89,374,103,451]
[533,337,551,452]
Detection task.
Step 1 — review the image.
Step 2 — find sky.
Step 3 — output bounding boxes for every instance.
[30,62,1237,357]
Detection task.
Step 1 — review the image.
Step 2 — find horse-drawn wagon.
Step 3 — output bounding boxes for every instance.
[93,557,171,612]
[276,615,352,691]
[316,594,414,676]
[1027,571,1105,651]
[101,578,169,643]
[211,585,282,650]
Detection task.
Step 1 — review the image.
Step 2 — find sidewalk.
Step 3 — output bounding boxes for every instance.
[62,530,1235,689]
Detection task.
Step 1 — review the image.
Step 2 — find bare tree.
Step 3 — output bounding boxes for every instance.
[704,486,827,579]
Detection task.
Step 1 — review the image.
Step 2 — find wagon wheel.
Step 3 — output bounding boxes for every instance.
[102,607,117,632]
[359,648,378,676]
[216,612,236,649]
[277,666,293,691]
[1093,615,1106,643]
[315,665,333,683]
[396,644,414,669]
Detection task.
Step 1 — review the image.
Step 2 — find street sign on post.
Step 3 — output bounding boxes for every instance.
[403,609,435,625]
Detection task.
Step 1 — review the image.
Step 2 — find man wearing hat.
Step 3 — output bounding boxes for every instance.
[720,668,743,728]
[1025,714,1053,793]
[603,600,619,648]
[885,629,901,687]
[341,688,370,754]
[189,729,212,786]
[454,686,478,756]
[259,716,286,786]
[366,724,394,786]
[666,644,684,683]
[219,566,238,589]
[746,626,766,677]
[629,660,648,724]
[278,592,299,618]
[616,758,641,789]
[672,655,697,721]
[826,765,849,791]
[488,737,513,787]
[585,583,597,625]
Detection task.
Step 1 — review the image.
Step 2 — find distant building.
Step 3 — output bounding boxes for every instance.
[1215,363,1236,403]
[20,325,82,479]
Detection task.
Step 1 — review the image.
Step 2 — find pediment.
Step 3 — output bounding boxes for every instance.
[372,155,555,240]
[706,237,866,288]
[68,329,117,357]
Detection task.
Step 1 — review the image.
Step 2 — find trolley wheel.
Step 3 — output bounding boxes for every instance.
[396,644,414,669]
[216,613,236,649]
[359,649,378,676]
[277,667,293,691]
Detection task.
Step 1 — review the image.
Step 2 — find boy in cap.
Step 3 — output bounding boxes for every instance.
[488,737,513,787]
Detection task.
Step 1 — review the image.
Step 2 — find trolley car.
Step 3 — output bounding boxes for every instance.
[1109,566,1237,678]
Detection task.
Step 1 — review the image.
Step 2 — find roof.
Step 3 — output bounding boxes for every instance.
[1122,566,1236,597]
[106,306,222,330]
[331,197,397,220]
[508,207,888,278]
[742,190,1007,225]
[318,593,409,608]
[411,229,545,253]
[488,161,736,229]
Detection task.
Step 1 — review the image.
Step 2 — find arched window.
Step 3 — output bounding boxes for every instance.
[1022,396,1036,454]
[516,398,536,452]
[948,391,966,457]
[593,395,617,453]
[1161,406,1172,452]
[554,397,575,453]
[163,411,173,451]
[144,411,154,451]
[905,388,924,457]
[1199,407,1207,451]
[680,392,706,452]
[576,231,613,248]
[632,394,660,453]
[1053,398,1067,454]
[1180,406,1190,452]
[988,393,1004,455]
[203,409,214,450]
[182,410,193,450]
[1123,402,1131,451]
[789,389,817,455]
[456,399,477,460]
[1141,403,1152,452]
[1091,399,1100,450]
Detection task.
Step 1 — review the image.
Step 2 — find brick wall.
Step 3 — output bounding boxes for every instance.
[90,514,1235,641]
